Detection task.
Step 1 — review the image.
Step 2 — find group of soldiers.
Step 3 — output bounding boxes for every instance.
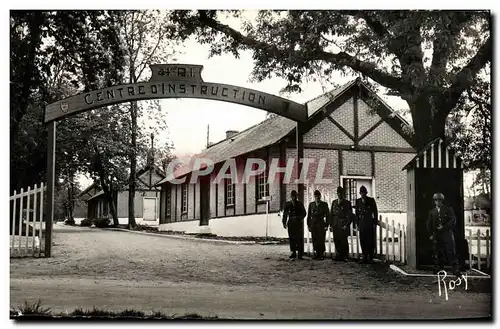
[282,185,378,263]
[282,187,463,277]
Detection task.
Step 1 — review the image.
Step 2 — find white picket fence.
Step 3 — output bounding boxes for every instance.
[466,228,491,271]
[303,185,406,263]
[10,182,46,257]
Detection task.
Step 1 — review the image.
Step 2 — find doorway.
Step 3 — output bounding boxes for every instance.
[341,176,374,204]
[143,197,157,221]
[199,176,211,226]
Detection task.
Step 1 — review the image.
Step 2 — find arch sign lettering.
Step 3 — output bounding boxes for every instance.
[45,64,308,123]
[43,63,308,258]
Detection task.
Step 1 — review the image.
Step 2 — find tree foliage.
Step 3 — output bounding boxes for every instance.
[166,10,491,148]
[10,10,125,193]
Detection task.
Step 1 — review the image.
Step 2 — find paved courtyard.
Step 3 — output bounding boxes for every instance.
[10,224,491,319]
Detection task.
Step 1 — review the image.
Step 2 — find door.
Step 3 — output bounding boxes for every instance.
[199,176,211,226]
[342,177,373,204]
[414,168,464,268]
[143,197,157,221]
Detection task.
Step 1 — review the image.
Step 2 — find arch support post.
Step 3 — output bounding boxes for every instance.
[296,122,304,204]
[45,121,56,257]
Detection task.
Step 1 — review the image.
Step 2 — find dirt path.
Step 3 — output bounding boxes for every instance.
[10,225,492,319]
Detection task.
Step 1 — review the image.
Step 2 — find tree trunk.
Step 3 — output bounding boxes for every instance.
[100,181,119,226]
[66,183,75,225]
[93,145,120,226]
[408,95,446,149]
[128,101,138,229]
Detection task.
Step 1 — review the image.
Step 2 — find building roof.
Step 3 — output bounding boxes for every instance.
[84,163,166,202]
[305,80,358,117]
[157,115,297,184]
[78,182,99,199]
[87,190,105,201]
[402,137,463,170]
[158,78,414,184]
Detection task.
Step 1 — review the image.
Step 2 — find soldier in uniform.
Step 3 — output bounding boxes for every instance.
[307,190,329,260]
[355,185,378,263]
[426,193,462,277]
[330,186,354,261]
[282,190,307,259]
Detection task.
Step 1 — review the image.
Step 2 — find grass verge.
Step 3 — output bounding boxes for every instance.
[11,300,220,320]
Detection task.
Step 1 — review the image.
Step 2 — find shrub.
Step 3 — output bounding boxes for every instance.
[80,218,92,227]
[94,218,110,228]
[16,300,51,315]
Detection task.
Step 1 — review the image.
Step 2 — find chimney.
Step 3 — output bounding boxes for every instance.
[226,130,239,140]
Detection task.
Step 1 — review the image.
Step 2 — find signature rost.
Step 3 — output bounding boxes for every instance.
[436,270,468,301]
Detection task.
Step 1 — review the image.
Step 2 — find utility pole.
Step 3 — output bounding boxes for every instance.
[206,124,210,148]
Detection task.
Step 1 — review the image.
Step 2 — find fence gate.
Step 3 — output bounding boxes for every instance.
[10,182,46,257]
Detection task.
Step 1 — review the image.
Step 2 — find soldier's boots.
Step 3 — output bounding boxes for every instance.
[289,252,297,259]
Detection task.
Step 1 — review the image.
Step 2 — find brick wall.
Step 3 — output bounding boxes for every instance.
[358,99,381,136]
[304,117,352,145]
[343,151,372,177]
[374,152,415,212]
[359,121,412,148]
[330,97,354,135]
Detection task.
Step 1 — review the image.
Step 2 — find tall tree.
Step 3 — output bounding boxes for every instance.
[10,10,124,193]
[117,10,177,228]
[167,10,491,148]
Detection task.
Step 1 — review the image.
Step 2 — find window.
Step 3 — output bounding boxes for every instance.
[166,187,171,217]
[257,170,269,201]
[181,183,188,213]
[344,178,357,204]
[225,178,235,206]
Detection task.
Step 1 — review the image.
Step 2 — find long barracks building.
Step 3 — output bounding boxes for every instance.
[156,78,417,237]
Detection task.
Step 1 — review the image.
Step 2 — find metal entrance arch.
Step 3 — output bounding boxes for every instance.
[44,63,308,256]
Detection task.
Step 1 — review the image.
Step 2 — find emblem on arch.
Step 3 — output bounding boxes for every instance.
[60,102,69,113]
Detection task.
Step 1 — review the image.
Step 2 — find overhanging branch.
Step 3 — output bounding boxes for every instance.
[198,12,402,91]
[443,36,491,114]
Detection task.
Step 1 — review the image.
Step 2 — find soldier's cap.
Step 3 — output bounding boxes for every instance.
[433,193,445,200]
[337,186,344,193]
[359,185,368,193]
[290,190,298,197]
[314,190,321,196]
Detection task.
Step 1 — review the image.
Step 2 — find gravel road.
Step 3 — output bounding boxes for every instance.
[10,224,491,319]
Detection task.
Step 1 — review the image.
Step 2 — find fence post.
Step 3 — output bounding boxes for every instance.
[18,188,24,254]
[486,229,490,270]
[349,223,354,259]
[378,215,382,259]
[328,227,332,258]
[468,229,472,269]
[304,184,311,257]
[11,190,17,253]
[39,183,45,257]
[25,186,31,252]
[402,224,406,264]
[385,217,389,262]
[398,223,402,262]
[476,229,481,271]
[32,184,38,253]
[391,220,395,262]
[355,225,360,260]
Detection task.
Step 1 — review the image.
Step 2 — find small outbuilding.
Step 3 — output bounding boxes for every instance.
[403,137,465,269]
